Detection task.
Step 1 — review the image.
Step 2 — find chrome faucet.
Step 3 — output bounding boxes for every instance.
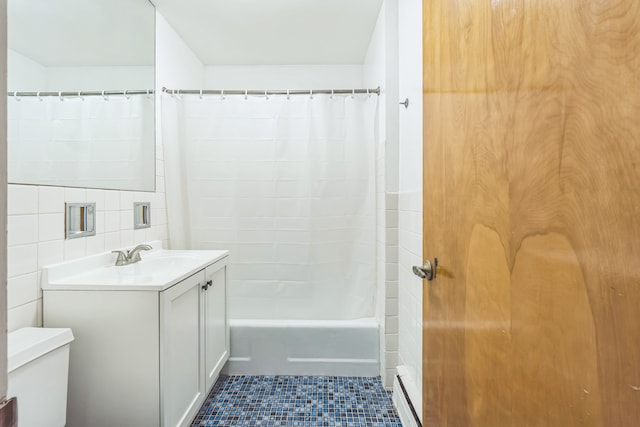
[112,244,152,266]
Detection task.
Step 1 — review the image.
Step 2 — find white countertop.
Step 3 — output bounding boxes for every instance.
[42,241,229,291]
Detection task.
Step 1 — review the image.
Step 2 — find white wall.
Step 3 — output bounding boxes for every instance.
[204,65,362,90]
[5,11,204,331]
[395,0,423,419]
[7,49,46,91]
[364,0,402,389]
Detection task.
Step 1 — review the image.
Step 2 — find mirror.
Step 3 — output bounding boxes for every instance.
[7,0,156,191]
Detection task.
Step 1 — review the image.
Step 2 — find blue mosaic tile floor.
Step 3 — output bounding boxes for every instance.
[191,375,403,427]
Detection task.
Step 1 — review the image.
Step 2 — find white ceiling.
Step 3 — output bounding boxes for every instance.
[8,0,155,67]
[151,0,383,65]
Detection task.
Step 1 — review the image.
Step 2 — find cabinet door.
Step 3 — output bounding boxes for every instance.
[161,271,206,427]
[204,264,228,391]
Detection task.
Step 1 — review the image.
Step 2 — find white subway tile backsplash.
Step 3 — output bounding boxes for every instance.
[8,273,38,309]
[104,211,120,232]
[38,240,64,269]
[8,301,40,333]
[38,186,65,213]
[119,191,134,209]
[120,210,134,230]
[8,215,39,246]
[8,185,38,215]
[38,213,65,242]
[87,189,106,211]
[64,238,86,261]
[105,190,120,211]
[104,231,121,249]
[86,234,106,256]
[8,244,38,278]
[120,229,134,246]
[64,187,87,202]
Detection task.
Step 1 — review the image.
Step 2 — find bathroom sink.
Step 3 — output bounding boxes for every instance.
[41,241,228,291]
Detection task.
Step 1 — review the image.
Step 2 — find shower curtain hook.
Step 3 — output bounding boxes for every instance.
[78,91,84,101]
[245,90,248,100]
[146,89,151,98]
[309,89,313,100]
[221,90,225,101]
[286,90,290,100]
[199,89,203,100]
[265,90,268,100]
[102,90,108,101]
[124,90,130,100]
[330,89,334,99]
[367,88,371,98]
[14,92,20,102]
[351,89,355,99]
[59,91,64,102]
[37,91,42,102]
[171,89,175,98]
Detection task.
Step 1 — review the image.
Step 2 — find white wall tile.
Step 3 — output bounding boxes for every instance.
[86,234,106,255]
[104,211,121,232]
[8,273,38,309]
[38,213,65,241]
[87,189,106,212]
[64,238,86,261]
[8,244,38,278]
[8,185,38,215]
[120,210,133,230]
[105,190,120,210]
[38,240,64,268]
[104,231,121,249]
[64,187,87,202]
[38,186,65,213]
[8,301,40,333]
[8,215,38,246]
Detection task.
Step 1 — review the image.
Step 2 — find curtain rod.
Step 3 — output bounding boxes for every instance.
[161,86,381,97]
[8,89,154,98]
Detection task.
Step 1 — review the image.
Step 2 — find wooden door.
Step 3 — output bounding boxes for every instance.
[422,1,640,426]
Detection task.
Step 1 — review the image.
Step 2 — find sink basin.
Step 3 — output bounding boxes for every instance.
[42,241,229,291]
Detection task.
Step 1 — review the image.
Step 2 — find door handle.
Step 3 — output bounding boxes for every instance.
[412,258,438,281]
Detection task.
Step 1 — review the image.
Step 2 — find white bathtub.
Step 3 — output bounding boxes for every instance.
[223,317,380,376]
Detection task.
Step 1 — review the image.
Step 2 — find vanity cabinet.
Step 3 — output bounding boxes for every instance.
[43,253,229,427]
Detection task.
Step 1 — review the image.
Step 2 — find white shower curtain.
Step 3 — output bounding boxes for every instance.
[162,93,378,320]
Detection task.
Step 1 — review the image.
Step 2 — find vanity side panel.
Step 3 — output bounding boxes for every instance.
[43,290,160,427]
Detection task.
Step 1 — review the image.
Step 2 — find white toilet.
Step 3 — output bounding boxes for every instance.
[7,327,74,427]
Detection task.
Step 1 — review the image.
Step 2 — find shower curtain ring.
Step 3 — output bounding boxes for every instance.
[245,90,248,100]
[14,92,20,102]
[124,90,130,100]
[199,89,203,100]
[367,88,371,98]
[351,89,355,99]
[265,90,269,100]
[37,91,42,102]
[102,90,108,101]
[146,89,151,98]
[286,90,290,100]
[221,90,225,101]
[330,89,334,99]
[310,89,313,100]
[59,91,64,102]
[78,91,84,101]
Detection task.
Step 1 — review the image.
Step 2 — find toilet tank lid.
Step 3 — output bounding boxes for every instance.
[7,327,74,373]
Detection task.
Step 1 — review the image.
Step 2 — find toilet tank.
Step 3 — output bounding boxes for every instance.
[7,327,74,427]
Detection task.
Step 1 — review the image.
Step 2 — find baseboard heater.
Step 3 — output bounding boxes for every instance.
[396,374,422,427]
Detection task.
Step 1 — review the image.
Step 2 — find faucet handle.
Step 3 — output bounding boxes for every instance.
[112,250,128,266]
